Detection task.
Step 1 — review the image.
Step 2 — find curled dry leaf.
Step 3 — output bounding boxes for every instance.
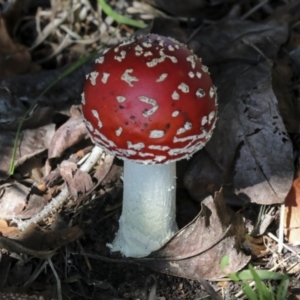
[0,219,19,236]
[184,20,294,205]
[76,153,115,206]
[242,235,268,258]
[187,19,289,65]
[43,145,93,188]
[139,191,250,280]
[15,193,48,220]
[0,223,83,259]
[0,124,56,181]
[214,61,293,205]
[0,183,28,219]
[93,153,115,183]
[272,60,298,134]
[17,156,45,183]
[0,184,49,226]
[285,176,300,245]
[48,106,88,160]
[17,124,56,166]
[59,160,94,197]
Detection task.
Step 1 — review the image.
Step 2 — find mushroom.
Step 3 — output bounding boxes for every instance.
[82,34,218,257]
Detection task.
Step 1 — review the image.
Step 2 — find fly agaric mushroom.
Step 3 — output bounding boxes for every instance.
[82,34,218,257]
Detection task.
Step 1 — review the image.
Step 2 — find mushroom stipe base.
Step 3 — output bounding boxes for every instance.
[107,160,178,257]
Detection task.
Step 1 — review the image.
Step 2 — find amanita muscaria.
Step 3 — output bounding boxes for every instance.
[82,34,218,257]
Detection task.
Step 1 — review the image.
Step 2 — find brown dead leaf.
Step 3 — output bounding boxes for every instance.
[242,235,268,258]
[0,124,55,181]
[43,145,93,188]
[272,60,298,134]
[93,154,114,183]
[0,223,83,259]
[184,19,294,205]
[0,183,49,220]
[16,193,48,220]
[17,156,45,182]
[10,223,84,250]
[285,176,300,245]
[0,183,28,219]
[59,161,93,197]
[139,191,250,280]
[0,12,31,81]
[47,106,88,174]
[217,281,230,289]
[0,219,19,236]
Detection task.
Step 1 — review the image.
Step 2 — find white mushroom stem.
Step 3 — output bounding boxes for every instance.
[108,160,178,257]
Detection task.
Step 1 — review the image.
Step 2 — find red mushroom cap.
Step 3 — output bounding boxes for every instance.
[82,34,218,164]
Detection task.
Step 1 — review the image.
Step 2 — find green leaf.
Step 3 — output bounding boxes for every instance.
[249,265,264,299]
[276,278,289,300]
[228,269,288,281]
[249,265,273,300]
[220,255,229,271]
[223,258,288,300]
[243,282,258,300]
[98,0,147,28]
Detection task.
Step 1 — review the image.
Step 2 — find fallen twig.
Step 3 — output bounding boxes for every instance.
[15,146,104,231]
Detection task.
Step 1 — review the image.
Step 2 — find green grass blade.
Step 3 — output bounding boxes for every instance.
[229,269,288,281]
[243,282,258,300]
[276,278,289,300]
[99,0,146,28]
[249,266,264,300]
[249,265,272,300]
[220,255,242,281]
[220,255,229,271]
[222,255,288,300]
